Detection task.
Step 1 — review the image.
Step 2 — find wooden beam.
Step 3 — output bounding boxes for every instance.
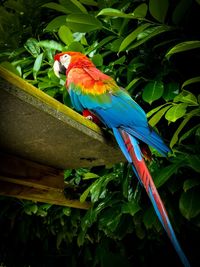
[0,152,64,189]
[0,181,90,209]
[0,152,90,209]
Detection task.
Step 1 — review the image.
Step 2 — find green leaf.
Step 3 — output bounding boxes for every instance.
[196,126,200,137]
[59,0,88,13]
[66,14,102,32]
[36,206,49,217]
[147,103,170,118]
[16,65,22,76]
[33,53,43,79]
[92,54,103,67]
[4,0,24,12]
[174,90,198,106]
[44,16,67,32]
[149,0,169,23]
[162,82,179,101]
[110,55,126,66]
[170,115,191,148]
[98,5,147,19]
[0,61,20,76]
[187,155,200,173]
[179,188,200,219]
[89,174,115,203]
[43,88,57,97]
[38,40,64,51]
[128,25,172,51]
[56,232,64,249]
[142,81,164,104]
[58,25,74,45]
[148,105,172,127]
[67,41,84,52]
[64,169,72,179]
[77,230,86,246]
[6,47,26,59]
[83,172,99,179]
[98,206,121,232]
[24,38,40,57]
[166,41,200,59]
[122,173,130,199]
[42,2,71,14]
[179,124,200,143]
[119,23,151,52]
[165,103,187,122]
[183,178,200,192]
[181,76,200,89]
[170,108,199,147]
[90,178,104,203]
[79,0,97,6]
[63,88,73,108]
[86,36,116,54]
[128,62,144,73]
[154,163,183,188]
[143,207,158,229]
[121,201,140,216]
[97,8,133,18]
[172,0,192,25]
[133,3,148,18]
[80,184,92,203]
[62,207,71,216]
[24,203,38,215]
[136,27,157,41]
[126,77,142,91]
[69,0,88,14]
[110,38,123,52]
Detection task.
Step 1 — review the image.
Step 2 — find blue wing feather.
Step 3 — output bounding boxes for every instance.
[113,127,132,163]
[69,86,170,156]
[94,91,169,156]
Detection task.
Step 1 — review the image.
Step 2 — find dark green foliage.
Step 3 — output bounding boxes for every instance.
[0,0,200,266]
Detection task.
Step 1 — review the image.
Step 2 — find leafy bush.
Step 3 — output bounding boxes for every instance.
[0,0,200,266]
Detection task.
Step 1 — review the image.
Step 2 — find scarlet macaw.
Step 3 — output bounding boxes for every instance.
[53,52,190,267]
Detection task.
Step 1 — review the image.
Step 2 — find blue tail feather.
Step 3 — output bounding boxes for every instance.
[113,127,132,163]
[123,126,171,156]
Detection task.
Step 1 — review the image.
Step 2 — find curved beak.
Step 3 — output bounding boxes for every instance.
[53,60,62,78]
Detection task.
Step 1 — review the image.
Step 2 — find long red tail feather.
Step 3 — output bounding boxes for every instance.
[119,129,190,267]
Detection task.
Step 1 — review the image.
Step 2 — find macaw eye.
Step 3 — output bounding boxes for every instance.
[59,54,71,69]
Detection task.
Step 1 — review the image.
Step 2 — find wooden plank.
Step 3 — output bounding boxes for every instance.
[0,181,90,209]
[0,152,64,190]
[0,66,124,169]
[0,152,90,209]
[0,175,61,191]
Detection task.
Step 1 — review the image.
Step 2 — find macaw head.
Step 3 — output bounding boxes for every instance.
[53,51,94,78]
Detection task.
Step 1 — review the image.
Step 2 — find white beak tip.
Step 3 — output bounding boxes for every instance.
[53,60,61,78]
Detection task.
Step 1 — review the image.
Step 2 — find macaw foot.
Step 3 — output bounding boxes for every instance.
[82,109,102,126]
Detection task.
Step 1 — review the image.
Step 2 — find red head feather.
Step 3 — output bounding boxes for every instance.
[54,51,94,70]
